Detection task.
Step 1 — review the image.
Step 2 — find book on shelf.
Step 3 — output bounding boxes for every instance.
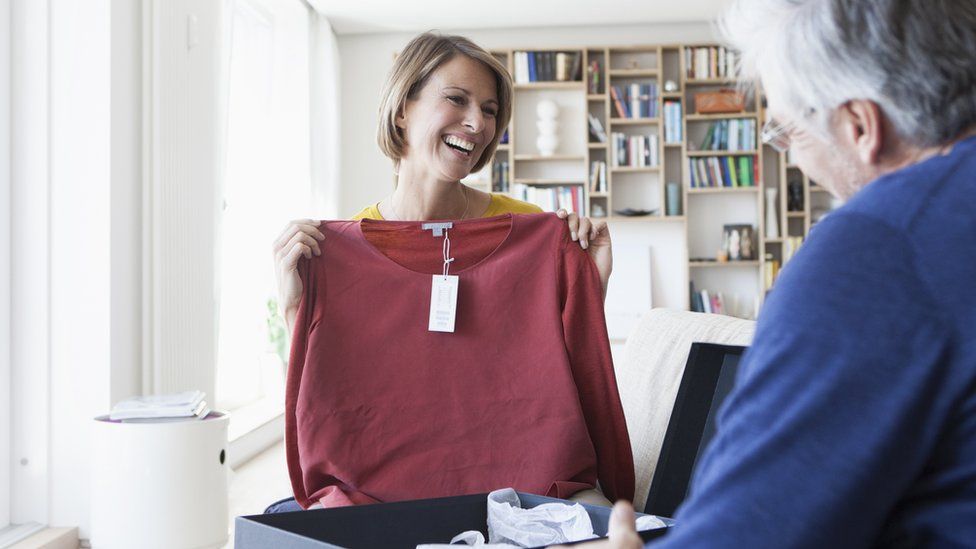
[783,236,804,265]
[512,183,584,215]
[689,282,730,316]
[513,51,583,83]
[664,100,683,143]
[609,84,659,118]
[492,160,510,193]
[587,59,601,94]
[685,46,737,79]
[611,132,659,168]
[687,155,756,188]
[587,113,608,143]
[763,253,780,290]
[698,119,757,151]
[589,161,607,193]
[109,390,210,421]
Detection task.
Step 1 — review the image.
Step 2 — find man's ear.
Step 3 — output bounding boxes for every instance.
[839,99,884,165]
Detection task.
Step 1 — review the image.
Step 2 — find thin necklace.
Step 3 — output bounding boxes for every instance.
[389,185,469,221]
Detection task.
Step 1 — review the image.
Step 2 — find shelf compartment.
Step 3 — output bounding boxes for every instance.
[686,150,759,157]
[689,260,761,267]
[512,179,585,185]
[609,69,659,77]
[514,82,585,90]
[611,166,662,173]
[685,78,737,85]
[609,117,661,125]
[686,187,759,194]
[513,154,585,161]
[685,112,758,121]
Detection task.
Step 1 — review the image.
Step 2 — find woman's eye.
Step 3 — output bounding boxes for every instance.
[483,108,497,117]
[447,96,464,105]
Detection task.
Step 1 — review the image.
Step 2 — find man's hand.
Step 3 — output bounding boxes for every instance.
[552,501,643,549]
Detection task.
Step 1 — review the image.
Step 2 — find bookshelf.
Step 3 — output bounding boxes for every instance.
[459,43,816,319]
[761,139,841,295]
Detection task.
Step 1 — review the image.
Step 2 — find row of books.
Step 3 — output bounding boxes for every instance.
[610,83,659,119]
[492,161,511,193]
[513,51,583,84]
[612,133,660,168]
[783,236,804,265]
[588,113,608,143]
[109,390,211,421]
[688,156,757,188]
[587,59,602,94]
[690,284,733,316]
[590,161,608,193]
[664,100,683,144]
[685,46,737,79]
[512,183,584,215]
[763,254,780,291]
[698,118,757,151]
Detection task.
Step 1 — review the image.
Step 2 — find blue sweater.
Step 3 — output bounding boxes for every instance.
[654,136,976,548]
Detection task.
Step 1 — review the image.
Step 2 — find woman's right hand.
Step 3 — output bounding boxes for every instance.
[273,219,324,332]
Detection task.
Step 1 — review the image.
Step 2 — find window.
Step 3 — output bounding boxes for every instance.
[215,0,312,439]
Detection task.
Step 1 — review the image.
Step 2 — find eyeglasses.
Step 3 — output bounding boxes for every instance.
[761,108,816,153]
[760,117,798,153]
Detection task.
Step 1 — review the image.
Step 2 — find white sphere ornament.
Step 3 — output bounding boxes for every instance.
[535,99,560,156]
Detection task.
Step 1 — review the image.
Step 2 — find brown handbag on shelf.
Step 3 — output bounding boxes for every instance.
[694,89,746,114]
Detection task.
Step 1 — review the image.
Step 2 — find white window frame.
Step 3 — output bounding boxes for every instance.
[1,0,12,535]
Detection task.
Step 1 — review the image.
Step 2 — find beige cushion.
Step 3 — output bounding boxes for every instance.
[616,308,756,511]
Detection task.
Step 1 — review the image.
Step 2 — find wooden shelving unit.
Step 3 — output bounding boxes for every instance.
[470,43,802,319]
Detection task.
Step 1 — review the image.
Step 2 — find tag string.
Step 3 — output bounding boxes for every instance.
[442,229,455,278]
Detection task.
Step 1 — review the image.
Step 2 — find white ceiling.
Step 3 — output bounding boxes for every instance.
[308,0,731,35]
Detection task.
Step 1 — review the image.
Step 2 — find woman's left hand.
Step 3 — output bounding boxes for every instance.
[557,209,612,301]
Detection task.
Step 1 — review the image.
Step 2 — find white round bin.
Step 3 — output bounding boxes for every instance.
[91,412,230,549]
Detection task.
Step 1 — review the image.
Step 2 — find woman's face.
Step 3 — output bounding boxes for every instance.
[397,55,499,182]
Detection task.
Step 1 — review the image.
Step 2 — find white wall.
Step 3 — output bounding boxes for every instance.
[9,0,145,537]
[336,22,717,313]
[1,0,11,532]
[10,0,53,526]
[110,0,143,405]
[49,0,114,532]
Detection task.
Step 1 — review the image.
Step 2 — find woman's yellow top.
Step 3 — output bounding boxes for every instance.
[351,193,542,220]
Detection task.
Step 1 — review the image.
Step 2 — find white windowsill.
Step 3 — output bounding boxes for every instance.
[226,397,285,470]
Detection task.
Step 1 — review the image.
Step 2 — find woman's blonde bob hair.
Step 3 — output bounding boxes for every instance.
[377,32,513,174]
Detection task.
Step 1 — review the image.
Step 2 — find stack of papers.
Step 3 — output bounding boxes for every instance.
[109,390,211,421]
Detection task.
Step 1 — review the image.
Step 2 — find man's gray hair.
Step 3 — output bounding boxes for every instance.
[721,0,976,146]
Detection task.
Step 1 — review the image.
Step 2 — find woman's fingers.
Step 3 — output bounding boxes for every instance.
[283,240,311,269]
[283,230,321,262]
[273,220,323,254]
[557,210,582,241]
[578,217,593,249]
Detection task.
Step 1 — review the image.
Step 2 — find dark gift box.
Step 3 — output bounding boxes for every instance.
[236,492,672,548]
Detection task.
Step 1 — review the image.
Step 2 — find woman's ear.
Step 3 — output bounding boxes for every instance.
[394,104,407,130]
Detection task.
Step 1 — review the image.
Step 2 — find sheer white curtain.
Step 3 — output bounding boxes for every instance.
[215,0,313,433]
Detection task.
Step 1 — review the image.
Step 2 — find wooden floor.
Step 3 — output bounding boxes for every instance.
[222,440,292,548]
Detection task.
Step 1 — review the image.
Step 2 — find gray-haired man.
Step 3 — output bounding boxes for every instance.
[583,1,976,547]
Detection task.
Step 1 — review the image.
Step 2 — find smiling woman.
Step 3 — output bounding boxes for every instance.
[273,32,617,336]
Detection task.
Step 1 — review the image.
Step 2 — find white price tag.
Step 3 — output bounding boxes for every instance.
[429,275,459,333]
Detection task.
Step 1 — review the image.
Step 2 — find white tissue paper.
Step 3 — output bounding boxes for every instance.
[417,488,596,548]
[416,488,667,548]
